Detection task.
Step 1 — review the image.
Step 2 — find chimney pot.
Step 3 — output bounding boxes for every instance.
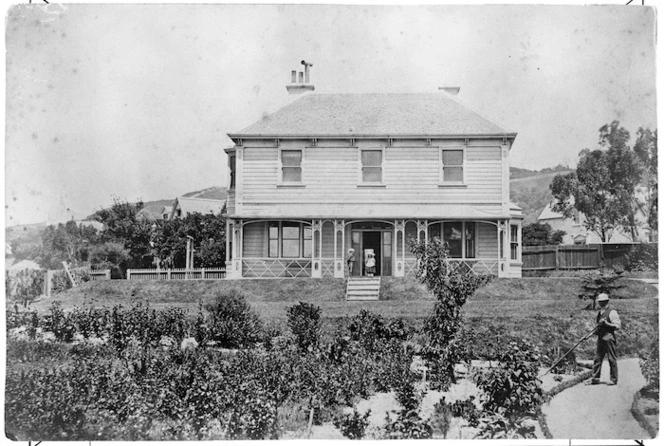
[286,60,315,94]
[299,72,304,83]
[291,70,297,83]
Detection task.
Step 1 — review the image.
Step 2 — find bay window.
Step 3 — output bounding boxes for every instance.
[267,222,312,258]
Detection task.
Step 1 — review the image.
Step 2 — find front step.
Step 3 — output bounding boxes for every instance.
[346,277,381,301]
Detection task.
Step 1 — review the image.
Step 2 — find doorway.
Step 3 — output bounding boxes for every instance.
[350,229,392,276]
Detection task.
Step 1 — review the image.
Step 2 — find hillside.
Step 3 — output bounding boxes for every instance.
[510,168,573,224]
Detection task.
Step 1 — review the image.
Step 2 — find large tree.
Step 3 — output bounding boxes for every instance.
[633,127,658,234]
[550,121,643,242]
[151,212,226,268]
[93,198,154,269]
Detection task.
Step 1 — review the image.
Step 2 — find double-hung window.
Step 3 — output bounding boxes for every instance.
[441,149,464,183]
[281,150,302,183]
[510,225,519,261]
[361,149,383,183]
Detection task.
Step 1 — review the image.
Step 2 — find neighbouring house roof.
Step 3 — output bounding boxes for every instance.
[538,203,562,221]
[171,197,226,219]
[161,206,173,215]
[229,93,515,138]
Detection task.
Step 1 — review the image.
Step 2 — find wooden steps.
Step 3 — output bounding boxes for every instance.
[346,276,381,301]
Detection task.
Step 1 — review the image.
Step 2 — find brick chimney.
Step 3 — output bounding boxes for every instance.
[286,60,315,94]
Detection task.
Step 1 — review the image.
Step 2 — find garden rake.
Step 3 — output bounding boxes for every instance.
[540,323,600,377]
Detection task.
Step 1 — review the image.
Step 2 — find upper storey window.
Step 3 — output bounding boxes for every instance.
[361,149,383,183]
[441,148,464,183]
[229,154,236,188]
[281,150,303,183]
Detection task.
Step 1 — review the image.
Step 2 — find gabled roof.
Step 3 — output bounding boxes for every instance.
[229,93,515,138]
[538,202,563,221]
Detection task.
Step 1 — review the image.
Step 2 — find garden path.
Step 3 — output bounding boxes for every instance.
[542,358,650,439]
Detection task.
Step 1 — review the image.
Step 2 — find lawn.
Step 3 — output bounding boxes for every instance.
[21,276,658,360]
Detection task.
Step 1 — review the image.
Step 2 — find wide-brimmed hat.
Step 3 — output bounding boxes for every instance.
[597,293,609,302]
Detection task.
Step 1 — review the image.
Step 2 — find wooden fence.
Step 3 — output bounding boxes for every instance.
[126,268,226,281]
[522,243,653,271]
[89,270,111,281]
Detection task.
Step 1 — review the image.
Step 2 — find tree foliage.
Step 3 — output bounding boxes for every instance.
[412,238,492,390]
[93,198,154,269]
[633,127,658,232]
[521,222,565,246]
[151,212,226,268]
[550,121,646,242]
[37,221,99,270]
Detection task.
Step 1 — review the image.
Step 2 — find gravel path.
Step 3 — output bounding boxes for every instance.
[542,358,650,439]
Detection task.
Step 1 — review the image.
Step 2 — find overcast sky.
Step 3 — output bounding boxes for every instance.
[5,3,657,226]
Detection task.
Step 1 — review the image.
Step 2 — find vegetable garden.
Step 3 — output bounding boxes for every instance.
[5,240,658,440]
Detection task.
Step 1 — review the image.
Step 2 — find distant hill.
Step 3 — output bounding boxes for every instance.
[510,168,573,224]
[86,186,228,221]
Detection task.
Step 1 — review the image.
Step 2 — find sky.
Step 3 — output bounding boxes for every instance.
[4,3,657,226]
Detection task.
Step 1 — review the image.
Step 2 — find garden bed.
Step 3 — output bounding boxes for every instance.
[631,388,659,438]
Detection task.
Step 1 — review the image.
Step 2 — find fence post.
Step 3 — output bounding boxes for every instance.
[201,267,205,279]
[127,269,131,280]
[167,269,172,280]
[106,270,111,280]
[555,245,560,271]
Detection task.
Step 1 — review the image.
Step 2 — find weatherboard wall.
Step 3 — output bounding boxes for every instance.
[233,139,507,218]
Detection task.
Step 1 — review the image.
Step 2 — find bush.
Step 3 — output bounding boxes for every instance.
[287,302,321,351]
[333,408,371,439]
[42,302,76,342]
[472,340,543,419]
[474,412,537,439]
[449,396,481,427]
[430,397,453,438]
[382,377,432,439]
[205,290,263,349]
[347,309,412,353]
[578,270,624,308]
[624,244,658,272]
[639,340,659,392]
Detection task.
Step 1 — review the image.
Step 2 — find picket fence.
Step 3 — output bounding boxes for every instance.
[126,268,226,281]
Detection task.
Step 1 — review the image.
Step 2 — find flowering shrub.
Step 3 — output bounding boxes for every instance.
[6,269,45,304]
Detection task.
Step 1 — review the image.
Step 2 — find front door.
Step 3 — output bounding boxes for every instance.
[362,231,382,276]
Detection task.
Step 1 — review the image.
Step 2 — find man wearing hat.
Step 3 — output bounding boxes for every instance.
[586,293,621,385]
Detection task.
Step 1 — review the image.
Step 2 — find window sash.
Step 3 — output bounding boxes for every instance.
[510,225,519,260]
[281,150,303,183]
[361,150,383,183]
[441,149,464,183]
[229,155,236,188]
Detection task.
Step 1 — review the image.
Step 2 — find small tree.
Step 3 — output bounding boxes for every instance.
[578,270,624,309]
[412,238,492,390]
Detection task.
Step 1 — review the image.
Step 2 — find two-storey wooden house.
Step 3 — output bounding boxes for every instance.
[224,79,523,279]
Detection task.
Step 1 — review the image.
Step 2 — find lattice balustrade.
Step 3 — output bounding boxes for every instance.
[321,259,335,278]
[242,258,312,278]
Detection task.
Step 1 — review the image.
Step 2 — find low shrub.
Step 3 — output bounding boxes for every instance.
[382,375,432,439]
[624,244,658,272]
[474,412,537,439]
[430,397,453,438]
[347,309,412,353]
[578,271,624,308]
[449,396,481,427]
[472,340,543,419]
[205,289,263,349]
[333,408,371,440]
